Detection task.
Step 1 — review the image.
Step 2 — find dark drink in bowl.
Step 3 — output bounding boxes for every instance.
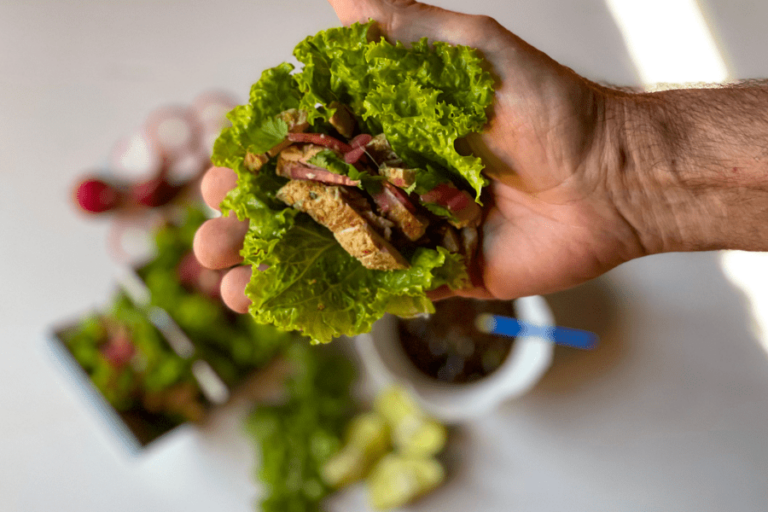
[397,297,516,384]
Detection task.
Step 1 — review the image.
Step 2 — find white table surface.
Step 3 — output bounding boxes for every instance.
[2,1,768,511]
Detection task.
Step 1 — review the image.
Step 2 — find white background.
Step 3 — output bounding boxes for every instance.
[2,1,768,511]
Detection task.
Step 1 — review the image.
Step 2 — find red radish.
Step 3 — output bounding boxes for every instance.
[75,178,122,213]
[131,177,182,207]
[445,189,471,211]
[192,91,239,157]
[277,161,360,187]
[287,132,352,153]
[349,133,373,148]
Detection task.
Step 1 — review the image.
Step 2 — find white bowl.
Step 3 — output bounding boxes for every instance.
[354,295,554,423]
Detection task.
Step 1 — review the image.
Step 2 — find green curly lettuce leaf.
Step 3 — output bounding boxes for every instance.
[213,62,300,172]
[213,21,493,344]
[241,215,466,344]
[245,343,356,512]
[295,28,494,198]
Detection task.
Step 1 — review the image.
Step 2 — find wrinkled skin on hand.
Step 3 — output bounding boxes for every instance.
[195,0,645,312]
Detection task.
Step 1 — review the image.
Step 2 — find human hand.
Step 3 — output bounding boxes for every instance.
[325,1,647,301]
[194,0,652,312]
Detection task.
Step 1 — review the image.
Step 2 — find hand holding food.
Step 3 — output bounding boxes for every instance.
[198,0,768,345]
[196,0,653,337]
[196,18,495,343]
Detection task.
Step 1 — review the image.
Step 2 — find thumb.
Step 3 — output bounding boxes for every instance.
[326,0,504,50]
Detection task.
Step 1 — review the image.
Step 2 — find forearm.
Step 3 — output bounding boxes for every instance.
[606,82,768,254]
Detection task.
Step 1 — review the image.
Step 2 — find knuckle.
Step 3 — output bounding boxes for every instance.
[472,14,502,33]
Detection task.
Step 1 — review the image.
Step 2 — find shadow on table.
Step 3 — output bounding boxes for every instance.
[531,251,768,399]
[534,276,627,393]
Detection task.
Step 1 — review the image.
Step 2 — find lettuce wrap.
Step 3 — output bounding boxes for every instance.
[213,21,495,344]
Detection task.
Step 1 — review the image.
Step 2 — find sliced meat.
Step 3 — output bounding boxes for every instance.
[276,161,360,187]
[371,182,429,241]
[277,145,359,186]
[276,180,409,270]
[328,101,356,139]
[278,144,326,166]
[335,224,409,270]
[342,190,396,239]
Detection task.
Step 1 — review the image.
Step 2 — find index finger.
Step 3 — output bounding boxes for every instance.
[201,166,237,211]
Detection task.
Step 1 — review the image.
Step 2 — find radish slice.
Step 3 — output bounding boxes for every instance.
[109,131,163,182]
[287,132,352,153]
[191,90,238,130]
[167,148,209,185]
[350,133,373,148]
[420,182,481,227]
[144,106,202,163]
[278,161,360,187]
[419,183,461,205]
[101,335,136,368]
[192,91,239,157]
[344,146,366,164]
[130,177,182,207]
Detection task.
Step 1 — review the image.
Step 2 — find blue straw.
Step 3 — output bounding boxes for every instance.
[475,314,598,350]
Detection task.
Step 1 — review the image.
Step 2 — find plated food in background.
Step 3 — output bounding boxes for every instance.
[135,205,295,386]
[323,386,447,510]
[54,292,208,446]
[244,343,449,511]
[245,344,356,512]
[214,20,495,343]
[398,297,517,384]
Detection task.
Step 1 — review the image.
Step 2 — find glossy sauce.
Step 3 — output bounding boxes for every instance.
[398,297,516,384]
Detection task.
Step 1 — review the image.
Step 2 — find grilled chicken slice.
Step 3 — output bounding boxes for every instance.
[371,182,429,241]
[379,165,416,189]
[276,180,409,270]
